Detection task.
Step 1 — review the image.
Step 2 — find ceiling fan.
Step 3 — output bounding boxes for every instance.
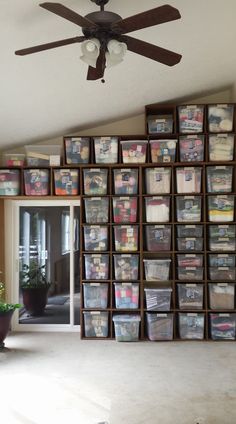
[15,1,182,81]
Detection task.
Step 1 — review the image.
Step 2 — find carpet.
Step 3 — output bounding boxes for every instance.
[47,296,69,305]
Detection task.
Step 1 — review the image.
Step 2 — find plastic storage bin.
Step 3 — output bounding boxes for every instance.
[83,226,108,251]
[94,137,118,164]
[206,166,233,193]
[114,283,139,309]
[178,105,204,133]
[209,267,235,281]
[84,254,109,280]
[84,197,109,223]
[113,168,138,195]
[179,135,204,162]
[209,224,236,238]
[177,284,204,310]
[24,169,49,195]
[177,225,203,238]
[121,140,147,163]
[145,167,171,194]
[83,311,109,338]
[209,283,235,310]
[83,283,109,309]
[208,195,234,222]
[113,254,139,280]
[145,196,170,222]
[25,144,61,166]
[210,313,236,340]
[177,237,203,251]
[209,134,234,161]
[64,137,90,164]
[114,225,139,252]
[209,254,236,267]
[144,259,171,281]
[147,115,173,134]
[3,153,25,167]
[83,168,108,195]
[150,139,177,163]
[177,267,203,281]
[177,254,203,267]
[176,167,202,193]
[178,313,205,339]
[0,170,20,196]
[54,169,79,195]
[145,225,171,251]
[209,237,236,251]
[176,196,202,222]
[112,197,138,223]
[113,315,141,341]
[144,288,172,311]
[208,104,234,133]
[146,313,174,341]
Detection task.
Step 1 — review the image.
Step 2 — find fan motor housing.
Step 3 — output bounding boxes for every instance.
[83,11,122,39]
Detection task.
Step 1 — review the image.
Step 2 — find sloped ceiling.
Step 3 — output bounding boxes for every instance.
[1,0,236,148]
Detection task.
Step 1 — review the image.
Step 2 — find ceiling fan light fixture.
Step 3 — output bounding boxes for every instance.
[105,39,127,68]
[80,38,101,68]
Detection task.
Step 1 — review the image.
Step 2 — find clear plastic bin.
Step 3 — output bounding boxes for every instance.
[206,166,233,193]
[83,226,108,251]
[210,313,236,340]
[179,135,204,162]
[209,237,236,251]
[177,267,203,281]
[208,104,234,133]
[176,196,202,222]
[208,195,234,222]
[24,169,49,195]
[113,254,139,280]
[177,238,203,251]
[64,137,90,164]
[3,153,25,167]
[112,197,138,223]
[114,283,139,309]
[83,311,109,338]
[178,105,204,133]
[83,168,108,195]
[114,225,139,252]
[113,315,141,341]
[150,139,177,163]
[113,168,138,195]
[177,225,203,238]
[209,254,236,267]
[209,224,236,238]
[83,283,109,309]
[0,170,20,196]
[144,259,171,281]
[144,288,172,311]
[176,167,202,193]
[209,267,235,281]
[145,167,171,194]
[147,115,173,134]
[145,196,170,222]
[94,137,118,164]
[209,283,235,310]
[145,225,171,251]
[54,169,79,195]
[178,313,205,339]
[209,134,234,161]
[84,197,109,223]
[25,144,61,166]
[177,254,203,267]
[121,140,147,163]
[146,313,174,341]
[84,254,109,280]
[177,284,204,310]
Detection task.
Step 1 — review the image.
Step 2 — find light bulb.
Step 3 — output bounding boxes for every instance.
[86,42,96,53]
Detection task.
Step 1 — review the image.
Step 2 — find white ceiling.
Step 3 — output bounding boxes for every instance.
[1,0,236,148]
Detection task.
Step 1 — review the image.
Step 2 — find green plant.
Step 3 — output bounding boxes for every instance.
[0,278,21,312]
[20,263,51,289]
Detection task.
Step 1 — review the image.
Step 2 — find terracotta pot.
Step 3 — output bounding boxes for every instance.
[22,287,49,316]
[0,309,14,348]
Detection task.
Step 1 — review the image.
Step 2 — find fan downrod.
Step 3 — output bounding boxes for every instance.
[90,0,110,10]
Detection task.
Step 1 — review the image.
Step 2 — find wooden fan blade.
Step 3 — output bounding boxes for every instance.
[87,50,106,80]
[112,4,181,34]
[15,36,85,56]
[40,2,97,28]
[121,35,182,66]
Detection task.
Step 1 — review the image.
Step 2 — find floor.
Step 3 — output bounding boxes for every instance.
[1,333,236,424]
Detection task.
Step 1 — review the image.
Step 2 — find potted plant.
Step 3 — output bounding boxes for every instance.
[20,262,51,317]
[0,278,21,349]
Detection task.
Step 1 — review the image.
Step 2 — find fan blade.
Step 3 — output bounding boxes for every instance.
[15,36,85,55]
[40,2,97,28]
[112,4,181,34]
[87,50,106,80]
[121,35,182,66]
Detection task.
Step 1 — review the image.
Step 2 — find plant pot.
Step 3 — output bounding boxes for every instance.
[22,286,49,316]
[0,309,14,349]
